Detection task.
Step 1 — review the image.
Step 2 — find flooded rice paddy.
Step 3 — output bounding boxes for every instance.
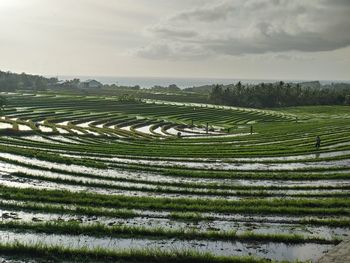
[0,92,349,262]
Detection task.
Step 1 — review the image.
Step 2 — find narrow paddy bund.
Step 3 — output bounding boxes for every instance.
[0,92,349,262]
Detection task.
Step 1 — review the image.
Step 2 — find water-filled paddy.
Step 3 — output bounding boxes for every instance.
[0,92,349,262]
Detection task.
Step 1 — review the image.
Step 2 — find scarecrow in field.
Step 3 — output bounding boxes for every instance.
[315,136,321,150]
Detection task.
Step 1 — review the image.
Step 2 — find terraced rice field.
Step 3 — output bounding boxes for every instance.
[0,92,349,262]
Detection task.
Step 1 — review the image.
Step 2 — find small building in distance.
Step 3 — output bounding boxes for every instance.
[79,79,103,89]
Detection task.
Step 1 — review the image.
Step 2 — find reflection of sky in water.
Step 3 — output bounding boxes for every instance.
[0,123,13,129]
[0,161,18,174]
[0,144,347,263]
[1,206,348,240]
[0,230,333,262]
[86,155,350,171]
[1,154,350,200]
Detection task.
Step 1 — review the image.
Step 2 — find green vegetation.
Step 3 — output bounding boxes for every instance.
[0,90,348,262]
[0,185,349,217]
[209,81,350,108]
[0,242,277,263]
[0,221,338,244]
[0,71,57,91]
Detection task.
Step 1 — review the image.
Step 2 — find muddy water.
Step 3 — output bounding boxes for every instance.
[227,150,350,161]
[2,160,348,200]
[70,147,350,163]
[3,169,339,201]
[13,169,350,198]
[231,179,350,187]
[0,172,348,200]
[1,153,350,190]
[1,208,348,240]
[5,133,348,165]
[102,156,350,170]
[0,256,36,263]
[0,166,234,199]
[5,198,346,227]
[0,172,243,200]
[0,230,333,262]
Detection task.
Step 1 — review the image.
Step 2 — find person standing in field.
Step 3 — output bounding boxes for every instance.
[315,136,321,150]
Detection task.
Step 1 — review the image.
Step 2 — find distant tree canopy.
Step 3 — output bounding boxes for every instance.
[150,84,180,93]
[209,82,350,108]
[117,94,140,103]
[0,71,57,91]
[61,78,80,89]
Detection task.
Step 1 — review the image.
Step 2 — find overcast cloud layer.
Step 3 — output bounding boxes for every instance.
[0,0,349,80]
[136,0,350,59]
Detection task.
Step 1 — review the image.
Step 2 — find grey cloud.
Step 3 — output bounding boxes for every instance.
[134,42,209,60]
[207,31,350,55]
[271,53,315,61]
[171,2,236,22]
[135,0,350,59]
[148,25,198,38]
[135,42,173,60]
[321,0,350,6]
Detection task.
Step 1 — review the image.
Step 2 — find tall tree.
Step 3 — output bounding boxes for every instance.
[209,81,350,108]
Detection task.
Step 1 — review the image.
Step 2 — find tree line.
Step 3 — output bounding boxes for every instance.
[209,81,350,108]
[0,71,57,91]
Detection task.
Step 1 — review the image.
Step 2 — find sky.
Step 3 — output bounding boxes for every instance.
[0,0,349,81]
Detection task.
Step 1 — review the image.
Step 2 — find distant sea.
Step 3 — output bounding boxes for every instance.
[56,76,349,89]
